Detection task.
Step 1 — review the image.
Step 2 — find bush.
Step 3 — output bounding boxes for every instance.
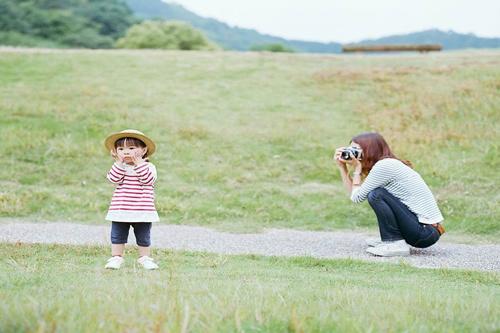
[115,20,218,50]
[250,43,294,53]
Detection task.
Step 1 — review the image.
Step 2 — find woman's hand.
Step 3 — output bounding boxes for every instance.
[335,147,358,194]
[349,151,363,174]
[334,147,348,169]
[334,148,363,176]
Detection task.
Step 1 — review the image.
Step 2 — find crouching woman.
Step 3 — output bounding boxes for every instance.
[334,132,445,257]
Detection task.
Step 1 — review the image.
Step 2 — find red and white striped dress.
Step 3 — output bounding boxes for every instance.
[105,162,159,222]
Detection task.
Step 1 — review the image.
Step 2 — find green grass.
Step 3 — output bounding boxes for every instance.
[0,49,499,236]
[0,243,499,332]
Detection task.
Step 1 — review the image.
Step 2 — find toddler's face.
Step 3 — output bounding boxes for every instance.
[116,145,147,163]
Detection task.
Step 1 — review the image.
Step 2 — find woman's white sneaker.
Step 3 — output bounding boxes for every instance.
[138,256,159,270]
[366,240,410,257]
[365,237,383,247]
[105,256,124,269]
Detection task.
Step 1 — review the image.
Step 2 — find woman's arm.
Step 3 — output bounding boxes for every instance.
[350,160,394,203]
[334,148,362,194]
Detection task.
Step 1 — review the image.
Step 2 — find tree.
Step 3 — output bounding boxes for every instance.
[115,20,218,50]
[75,1,137,39]
[60,28,115,49]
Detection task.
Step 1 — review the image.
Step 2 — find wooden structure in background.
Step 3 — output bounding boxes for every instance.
[342,44,442,53]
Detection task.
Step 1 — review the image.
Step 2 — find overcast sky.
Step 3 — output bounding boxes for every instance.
[167,0,500,43]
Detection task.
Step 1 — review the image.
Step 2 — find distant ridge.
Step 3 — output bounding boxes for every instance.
[125,0,500,53]
[352,29,500,50]
[125,0,342,53]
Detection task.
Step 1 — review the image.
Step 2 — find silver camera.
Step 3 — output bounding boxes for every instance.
[340,147,362,160]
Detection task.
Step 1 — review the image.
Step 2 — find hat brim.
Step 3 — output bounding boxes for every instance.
[104,132,156,157]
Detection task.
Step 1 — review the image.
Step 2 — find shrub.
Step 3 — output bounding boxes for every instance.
[115,20,218,50]
[251,43,294,53]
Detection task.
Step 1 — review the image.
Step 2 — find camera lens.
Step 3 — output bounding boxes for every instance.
[341,150,351,160]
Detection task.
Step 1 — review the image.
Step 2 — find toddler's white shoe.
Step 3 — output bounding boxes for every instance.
[366,240,410,257]
[365,237,383,247]
[138,256,159,270]
[105,256,124,269]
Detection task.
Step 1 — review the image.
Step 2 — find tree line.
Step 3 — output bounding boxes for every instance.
[0,0,136,48]
[0,0,294,52]
[0,0,216,50]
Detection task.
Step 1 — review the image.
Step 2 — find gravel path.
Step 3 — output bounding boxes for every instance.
[1,222,498,272]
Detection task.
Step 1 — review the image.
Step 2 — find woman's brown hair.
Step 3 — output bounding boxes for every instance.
[351,132,412,175]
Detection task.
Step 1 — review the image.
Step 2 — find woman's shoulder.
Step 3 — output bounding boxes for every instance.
[373,158,403,168]
[373,158,414,176]
[371,158,408,174]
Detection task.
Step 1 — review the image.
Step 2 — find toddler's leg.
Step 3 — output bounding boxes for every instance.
[112,244,125,257]
[132,223,158,269]
[105,222,131,269]
[110,222,131,256]
[138,245,150,257]
[132,222,152,254]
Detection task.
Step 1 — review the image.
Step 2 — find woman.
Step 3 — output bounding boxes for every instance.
[334,132,445,257]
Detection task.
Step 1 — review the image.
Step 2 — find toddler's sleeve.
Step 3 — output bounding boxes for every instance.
[107,163,126,184]
[134,163,157,186]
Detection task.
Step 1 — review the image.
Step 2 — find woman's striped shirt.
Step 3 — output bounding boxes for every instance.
[350,158,444,224]
[105,162,159,222]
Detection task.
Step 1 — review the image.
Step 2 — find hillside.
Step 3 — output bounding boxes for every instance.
[1,0,498,52]
[124,0,342,52]
[353,29,500,50]
[125,0,500,52]
[0,48,498,236]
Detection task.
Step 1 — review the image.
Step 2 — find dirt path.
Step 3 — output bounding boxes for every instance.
[1,222,498,271]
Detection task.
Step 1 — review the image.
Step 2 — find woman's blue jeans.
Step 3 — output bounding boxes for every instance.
[367,188,440,248]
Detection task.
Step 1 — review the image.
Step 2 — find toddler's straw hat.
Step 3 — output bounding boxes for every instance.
[104,129,156,157]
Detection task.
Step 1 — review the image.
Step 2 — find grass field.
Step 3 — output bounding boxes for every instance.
[0,49,499,236]
[0,243,499,332]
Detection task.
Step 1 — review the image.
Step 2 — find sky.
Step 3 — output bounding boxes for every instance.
[167,0,500,43]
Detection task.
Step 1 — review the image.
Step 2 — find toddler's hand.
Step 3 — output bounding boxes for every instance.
[131,149,145,166]
[110,149,122,163]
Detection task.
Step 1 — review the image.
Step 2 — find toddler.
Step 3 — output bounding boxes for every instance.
[103,129,159,270]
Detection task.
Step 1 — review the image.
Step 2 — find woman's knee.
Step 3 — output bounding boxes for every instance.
[367,188,387,204]
[410,226,440,248]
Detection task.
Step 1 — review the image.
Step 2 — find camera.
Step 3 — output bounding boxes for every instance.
[340,147,362,160]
